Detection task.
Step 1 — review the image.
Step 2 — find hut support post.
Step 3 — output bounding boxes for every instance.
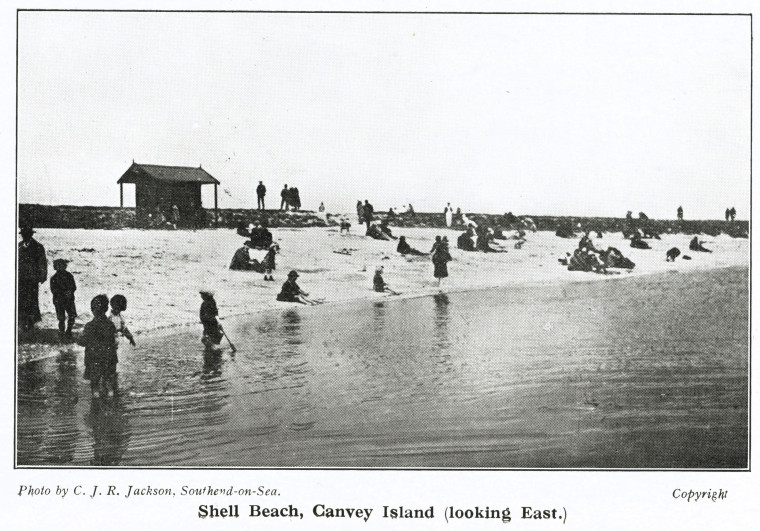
[120,183,123,207]
[214,184,218,225]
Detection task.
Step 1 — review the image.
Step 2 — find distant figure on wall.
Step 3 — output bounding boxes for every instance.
[730,207,736,222]
[257,181,266,210]
[677,205,683,221]
[280,185,289,210]
[18,226,48,332]
[725,208,730,222]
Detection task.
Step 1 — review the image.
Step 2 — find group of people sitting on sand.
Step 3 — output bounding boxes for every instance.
[230,221,278,280]
[559,232,636,273]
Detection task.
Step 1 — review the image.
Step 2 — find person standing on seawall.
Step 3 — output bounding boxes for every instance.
[18,226,48,332]
[257,181,266,210]
[677,205,683,221]
[280,184,289,210]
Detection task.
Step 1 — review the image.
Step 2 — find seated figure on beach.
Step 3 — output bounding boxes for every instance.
[249,222,273,249]
[397,236,425,256]
[476,226,507,253]
[599,247,635,269]
[629,233,651,249]
[366,222,391,241]
[378,219,397,240]
[689,236,712,253]
[555,221,576,239]
[666,247,681,262]
[578,232,598,253]
[457,229,476,251]
[229,242,262,271]
[236,221,251,238]
[568,248,607,273]
[277,270,320,305]
[373,266,396,294]
[520,216,537,233]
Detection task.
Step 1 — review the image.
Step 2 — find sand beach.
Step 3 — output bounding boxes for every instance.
[18,224,748,364]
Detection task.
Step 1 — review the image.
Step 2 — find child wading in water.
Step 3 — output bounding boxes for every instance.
[78,294,117,398]
[50,258,77,341]
[109,294,136,347]
[200,290,224,347]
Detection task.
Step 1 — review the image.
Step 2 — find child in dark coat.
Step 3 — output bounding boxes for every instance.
[50,258,77,339]
[78,294,117,398]
[200,291,224,346]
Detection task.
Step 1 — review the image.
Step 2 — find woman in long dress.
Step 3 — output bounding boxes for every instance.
[445,203,453,227]
[431,237,452,286]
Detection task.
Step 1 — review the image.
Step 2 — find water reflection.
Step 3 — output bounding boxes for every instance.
[281,309,303,348]
[432,293,451,351]
[202,349,223,379]
[84,394,129,466]
[278,308,315,430]
[17,349,80,465]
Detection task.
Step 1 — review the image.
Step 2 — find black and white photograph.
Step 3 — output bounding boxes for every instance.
[14,7,750,475]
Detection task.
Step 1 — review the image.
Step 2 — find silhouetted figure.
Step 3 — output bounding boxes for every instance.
[363,200,374,229]
[725,208,731,222]
[677,206,683,220]
[18,226,48,332]
[256,181,266,210]
[280,185,289,210]
[50,258,77,340]
[356,200,364,224]
[78,295,117,398]
[730,207,736,221]
[432,238,452,286]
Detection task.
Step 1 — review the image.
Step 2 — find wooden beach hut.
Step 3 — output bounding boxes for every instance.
[117,162,220,227]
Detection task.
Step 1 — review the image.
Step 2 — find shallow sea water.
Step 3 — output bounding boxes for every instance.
[17,267,748,468]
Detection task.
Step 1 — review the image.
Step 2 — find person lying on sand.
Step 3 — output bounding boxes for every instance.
[378,219,398,240]
[476,227,508,253]
[373,266,399,295]
[568,248,608,273]
[629,233,651,249]
[397,236,426,256]
[598,247,635,269]
[689,236,712,253]
[366,222,391,241]
[276,270,323,305]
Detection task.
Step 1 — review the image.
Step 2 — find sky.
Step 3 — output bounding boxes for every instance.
[17,12,751,219]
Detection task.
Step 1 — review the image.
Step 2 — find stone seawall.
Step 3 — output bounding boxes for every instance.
[18,204,748,236]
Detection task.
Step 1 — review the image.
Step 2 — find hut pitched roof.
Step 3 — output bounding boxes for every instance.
[117,162,220,185]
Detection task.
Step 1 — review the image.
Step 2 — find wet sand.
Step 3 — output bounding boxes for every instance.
[17,266,748,468]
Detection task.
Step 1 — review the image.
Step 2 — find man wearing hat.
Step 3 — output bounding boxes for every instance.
[18,226,48,331]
